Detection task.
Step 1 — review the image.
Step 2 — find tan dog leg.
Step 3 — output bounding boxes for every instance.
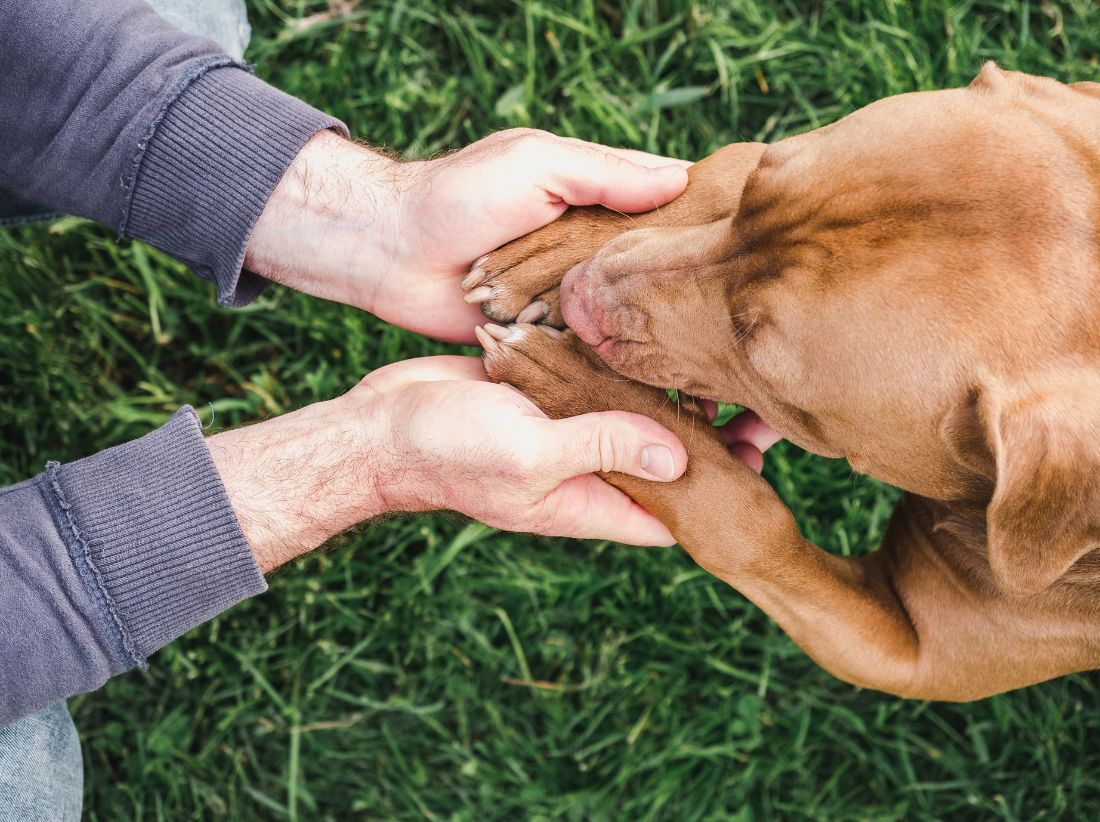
[481,325,1100,701]
[463,143,766,325]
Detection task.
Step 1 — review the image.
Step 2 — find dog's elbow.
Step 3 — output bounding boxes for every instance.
[849,671,1002,703]
[889,683,993,703]
[829,656,1000,703]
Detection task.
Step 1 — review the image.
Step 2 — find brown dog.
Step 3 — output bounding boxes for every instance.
[463,63,1100,701]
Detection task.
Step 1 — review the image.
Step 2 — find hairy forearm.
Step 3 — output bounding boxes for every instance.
[244,130,411,309]
[205,390,393,572]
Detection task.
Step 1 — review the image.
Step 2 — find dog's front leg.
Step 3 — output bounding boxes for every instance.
[480,324,1100,701]
[478,323,924,695]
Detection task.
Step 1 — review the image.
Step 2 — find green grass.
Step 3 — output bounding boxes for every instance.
[3,0,1100,818]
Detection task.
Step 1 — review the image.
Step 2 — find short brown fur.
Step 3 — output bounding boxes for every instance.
[472,65,1100,701]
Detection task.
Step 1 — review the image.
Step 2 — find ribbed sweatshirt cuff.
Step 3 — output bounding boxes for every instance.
[122,65,347,306]
[45,407,267,667]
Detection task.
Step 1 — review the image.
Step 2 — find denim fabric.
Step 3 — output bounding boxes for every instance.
[0,703,82,822]
[148,0,251,61]
[0,0,251,227]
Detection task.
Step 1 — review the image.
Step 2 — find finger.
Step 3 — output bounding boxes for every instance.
[555,137,694,169]
[540,140,689,213]
[730,441,765,474]
[538,474,676,546]
[600,146,695,170]
[719,409,782,453]
[361,355,488,392]
[541,411,687,483]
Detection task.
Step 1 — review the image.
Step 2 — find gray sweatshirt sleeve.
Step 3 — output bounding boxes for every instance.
[0,0,347,305]
[0,3,353,722]
[0,409,267,724]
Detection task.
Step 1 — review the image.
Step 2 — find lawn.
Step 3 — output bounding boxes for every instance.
[3,0,1100,819]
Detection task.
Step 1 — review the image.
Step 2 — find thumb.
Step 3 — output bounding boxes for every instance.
[542,411,687,483]
[544,142,689,213]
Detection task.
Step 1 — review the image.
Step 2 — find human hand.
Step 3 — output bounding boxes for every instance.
[244,129,690,343]
[691,399,783,474]
[206,356,689,572]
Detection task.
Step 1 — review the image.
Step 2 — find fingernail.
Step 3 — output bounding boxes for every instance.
[653,164,685,177]
[641,445,676,480]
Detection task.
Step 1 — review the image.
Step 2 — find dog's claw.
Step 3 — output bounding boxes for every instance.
[516,301,548,324]
[462,265,489,290]
[464,286,493,304]
[474,325,498,352]
[482,322,512,341]
[536,324,563,339]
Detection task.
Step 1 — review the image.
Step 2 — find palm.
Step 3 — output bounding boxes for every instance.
[367,130,689,343]
[380,172,569,343]
[362,356,670,540]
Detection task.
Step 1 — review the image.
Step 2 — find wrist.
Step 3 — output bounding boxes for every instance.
[243,129,408,310]
[205,388,392,573]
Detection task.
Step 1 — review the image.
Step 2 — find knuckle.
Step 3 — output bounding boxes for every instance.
[473,129,555,165]
[598,150,640,184]
[517,127,554,142]
[602,151,633,172]
[579,423,620,473]
[507,128,554,152]
[510,440,544,478]
[597,426,619,473]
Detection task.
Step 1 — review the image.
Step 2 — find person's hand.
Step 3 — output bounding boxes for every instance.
[692,399,783,474]
[244,129,690,343]
[206,356,690,572]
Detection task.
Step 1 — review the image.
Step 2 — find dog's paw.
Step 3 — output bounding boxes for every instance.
[462,246,565,327]
[462,207,630,326]
[477,322,681,423]
[476,323,735,522]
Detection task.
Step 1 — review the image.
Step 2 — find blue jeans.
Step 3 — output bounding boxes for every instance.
[0,3,251,817]
[0,705,83,822]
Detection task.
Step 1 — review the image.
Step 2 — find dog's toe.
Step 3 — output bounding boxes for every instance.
[516,301,548,324]
[460,249,565,325]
